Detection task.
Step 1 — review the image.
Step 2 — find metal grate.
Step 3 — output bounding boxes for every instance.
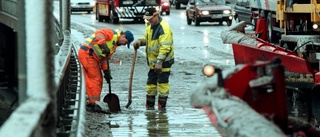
[56,46,82,137]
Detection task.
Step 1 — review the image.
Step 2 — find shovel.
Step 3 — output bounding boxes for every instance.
[103,80,121,113]
[125,49,137,108]
[103,59,121,113]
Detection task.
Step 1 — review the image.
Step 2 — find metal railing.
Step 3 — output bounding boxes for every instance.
[55,31,85,137]
[0,0,85,136]
[0,31,85,137]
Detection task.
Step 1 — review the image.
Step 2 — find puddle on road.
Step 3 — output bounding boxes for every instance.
[107,107,221,137]
[102,90,313,137]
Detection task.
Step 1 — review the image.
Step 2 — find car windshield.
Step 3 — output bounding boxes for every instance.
[196,0,226,5]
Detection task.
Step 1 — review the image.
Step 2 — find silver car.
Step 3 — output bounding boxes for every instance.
[71,0,96,13]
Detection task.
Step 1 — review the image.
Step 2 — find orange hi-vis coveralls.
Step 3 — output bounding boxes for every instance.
[78,28,121,104]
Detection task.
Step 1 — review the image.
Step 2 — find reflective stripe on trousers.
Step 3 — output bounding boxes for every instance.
[146,70,170,97]
[78,48,103,103]
[146,83,170,97]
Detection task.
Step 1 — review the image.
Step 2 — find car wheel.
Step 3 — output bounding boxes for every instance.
[195,17,200,26]
[96,6,103,22]
[226,20,232,26]
[110,10,119,24]
[186,15,191,25]
[166,11,170,15]
[175,2,180,9]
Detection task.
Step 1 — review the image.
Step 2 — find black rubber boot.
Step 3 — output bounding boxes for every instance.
[86,103,95,112]
[158,96,168,110]
[146,95,155,110]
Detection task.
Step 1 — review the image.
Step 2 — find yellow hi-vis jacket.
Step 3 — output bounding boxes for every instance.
[82,28,121,70]
[139,18,174,69]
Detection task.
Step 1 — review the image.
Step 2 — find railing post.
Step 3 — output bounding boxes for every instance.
[26,0,56,136]
[18,0,27,104]
[61,0,70,31]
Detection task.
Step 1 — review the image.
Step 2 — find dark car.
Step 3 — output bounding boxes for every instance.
[186,0,233,26]
[173,0,189,9]
[234,0,255,27]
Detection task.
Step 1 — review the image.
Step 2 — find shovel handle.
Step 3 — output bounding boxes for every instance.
[108,79,112,94]
[106,57,112,94]
[126,49,137,108]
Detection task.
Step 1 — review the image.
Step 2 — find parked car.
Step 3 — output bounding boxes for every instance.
[174,0,189,9]
[161,0,171,15]
[234,0,255,28]
[186,0,233,26]
[71,0,96,13]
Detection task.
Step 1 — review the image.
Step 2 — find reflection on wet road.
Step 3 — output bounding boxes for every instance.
[68,3,318,135]
[100,44,226,137]
[145,111,169,136]
[106,90,221,137]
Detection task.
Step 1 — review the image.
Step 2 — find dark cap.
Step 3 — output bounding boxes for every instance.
[144,8,158,19]
[124,30,134,48]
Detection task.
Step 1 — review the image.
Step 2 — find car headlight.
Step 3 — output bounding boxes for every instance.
[223,10,231,14]
[201,10,209,15]
[90,2,96,6]
[162,2,170,6]
[313,24,319,30]
[202,65,215,77]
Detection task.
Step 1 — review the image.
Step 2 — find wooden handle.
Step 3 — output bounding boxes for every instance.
[126,49,137,108]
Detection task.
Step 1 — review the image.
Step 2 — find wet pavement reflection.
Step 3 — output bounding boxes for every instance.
[101,53,317,137]
[102,48,224,137]
[106,100,221,137]
[145,110,169,136]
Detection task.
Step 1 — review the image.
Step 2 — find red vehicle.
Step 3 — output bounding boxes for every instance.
[220,20,320,129]
[160,0,170,15]
[95,0,161,24]
[191,58,320,136]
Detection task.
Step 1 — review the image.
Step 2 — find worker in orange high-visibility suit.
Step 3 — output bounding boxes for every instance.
[78,28,134,112]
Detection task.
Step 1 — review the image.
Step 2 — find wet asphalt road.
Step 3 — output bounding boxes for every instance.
[101,48,223,137]
[59,1,317,135]
[67,4,236,136]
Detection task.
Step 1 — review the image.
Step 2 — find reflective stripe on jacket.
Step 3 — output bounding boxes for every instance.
[139,18,174,69]
[82,28,121,70]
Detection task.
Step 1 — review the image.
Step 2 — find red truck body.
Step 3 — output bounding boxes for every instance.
[225,19,320,128]
[95,0,161,23]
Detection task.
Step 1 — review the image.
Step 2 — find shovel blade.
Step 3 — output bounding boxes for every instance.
[103,93,121,113]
